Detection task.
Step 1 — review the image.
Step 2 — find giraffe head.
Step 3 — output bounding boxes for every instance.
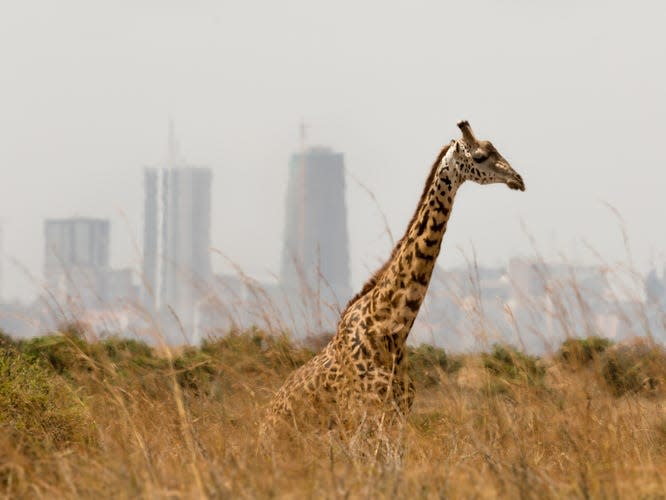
[450,121,525,191]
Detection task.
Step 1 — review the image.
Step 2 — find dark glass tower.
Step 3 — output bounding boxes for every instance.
[280,146,351,309]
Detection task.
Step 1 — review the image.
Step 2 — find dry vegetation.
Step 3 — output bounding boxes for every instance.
[1,325,666,499]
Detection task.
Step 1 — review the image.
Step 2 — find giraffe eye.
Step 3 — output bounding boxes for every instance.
[472,150,488,163]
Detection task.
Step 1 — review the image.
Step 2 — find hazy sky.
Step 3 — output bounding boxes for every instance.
[1,0,665,302]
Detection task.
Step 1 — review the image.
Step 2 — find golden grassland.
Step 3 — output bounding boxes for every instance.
[1,326,666,499]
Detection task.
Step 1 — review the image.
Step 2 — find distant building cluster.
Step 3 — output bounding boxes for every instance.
[0,123,355,344]
[411,259,666,352]
[43,217,136,310]
[1,124,665,351]
[196,145,352,341]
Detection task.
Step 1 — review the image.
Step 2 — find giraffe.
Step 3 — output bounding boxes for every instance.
[264,121,525,433]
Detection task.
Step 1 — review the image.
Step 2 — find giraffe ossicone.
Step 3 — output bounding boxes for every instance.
[263,121,526,434]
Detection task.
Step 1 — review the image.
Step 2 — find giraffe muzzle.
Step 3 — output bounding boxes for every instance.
[506,174,525,191]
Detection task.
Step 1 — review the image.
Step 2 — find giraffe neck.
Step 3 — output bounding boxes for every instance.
[372,146,462,345]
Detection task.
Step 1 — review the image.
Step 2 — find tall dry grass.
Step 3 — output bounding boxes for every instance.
[1,326,666,499]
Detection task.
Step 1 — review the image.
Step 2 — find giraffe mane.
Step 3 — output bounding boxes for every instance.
[340,142,452,318]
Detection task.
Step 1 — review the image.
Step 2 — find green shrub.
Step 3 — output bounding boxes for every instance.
[173,347,216,395]
[202,328,266,359]
[482,344,544,384]
[408,344,462,387]
[0,330,16,350]
[102,336,154,360]
[600,341,666,396]
[100,336,165,373]
[558,336,614,366]
[21,332,97,375]
[0,348,95,451]
[203,328,314,374]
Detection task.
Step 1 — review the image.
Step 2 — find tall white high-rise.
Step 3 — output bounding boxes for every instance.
[142,122,212,341]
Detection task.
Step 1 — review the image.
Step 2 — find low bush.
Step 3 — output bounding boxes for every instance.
[173,347,217,395]
[203,328,314,375]
[0,330,16,350]
[0,348,95,452]
[482,343,545,384]
[102,336,154,361]
[600,340,666,396]
[408,344,462,387]
[558,336,614,366]
[20,331,97,376]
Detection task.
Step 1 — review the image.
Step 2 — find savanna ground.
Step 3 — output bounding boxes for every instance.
[1,324,666,499]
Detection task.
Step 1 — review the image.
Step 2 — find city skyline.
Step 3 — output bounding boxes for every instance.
[1,1,665,304]
[3,171,666,348]
[4,123,662,347]
[1,117,666,306]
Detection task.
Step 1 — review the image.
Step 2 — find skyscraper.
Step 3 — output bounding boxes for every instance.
[44,217,110,307]
[142,122,212,341]
[280,145,351,325]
